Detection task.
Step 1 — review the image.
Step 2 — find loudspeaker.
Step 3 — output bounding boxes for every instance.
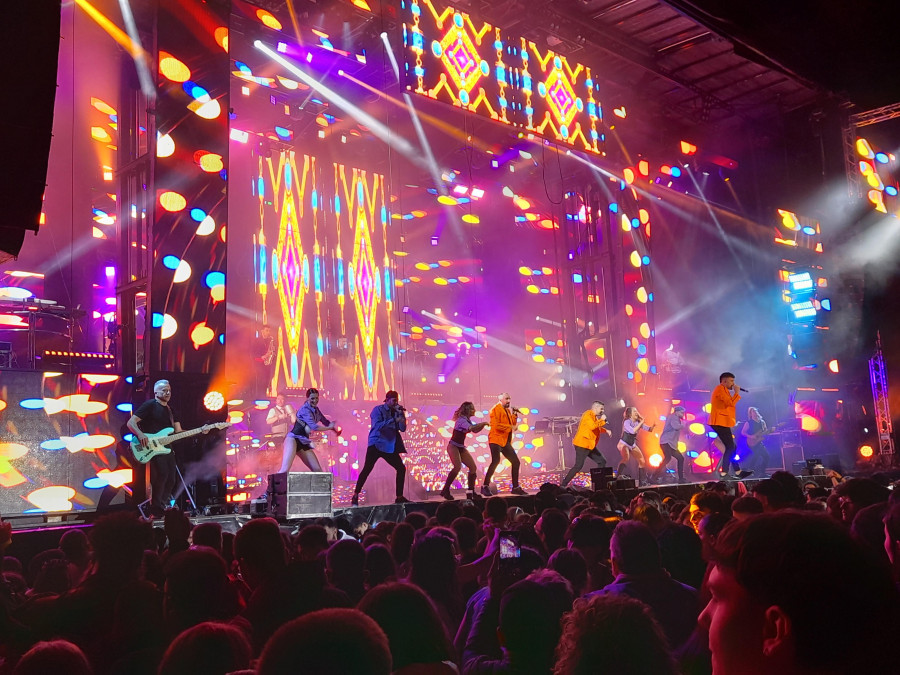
[267,472,332,519]
[590,467,614,491]
[0,2,60,260]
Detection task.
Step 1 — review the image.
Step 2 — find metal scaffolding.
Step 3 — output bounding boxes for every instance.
[842,100,900,198]
[868,332,895,459]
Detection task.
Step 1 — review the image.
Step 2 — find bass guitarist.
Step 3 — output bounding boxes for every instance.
[127,379,191,516]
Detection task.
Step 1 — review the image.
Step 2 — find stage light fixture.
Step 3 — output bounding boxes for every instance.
[827,359,839,373]
[204,391,225,411]
[859,444,874,458]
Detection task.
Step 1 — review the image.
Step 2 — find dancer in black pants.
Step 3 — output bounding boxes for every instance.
[650,405,686,483]
[352,391,409,505]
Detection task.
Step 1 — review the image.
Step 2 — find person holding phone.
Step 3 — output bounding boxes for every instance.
[440,401,488,501]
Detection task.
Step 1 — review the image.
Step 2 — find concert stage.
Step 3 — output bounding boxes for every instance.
[0,0,880,533]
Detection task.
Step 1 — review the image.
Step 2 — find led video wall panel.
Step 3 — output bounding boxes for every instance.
[403,0,605,155]
[252,146,398,399]
[152,0,230,374]
[0,371,132,517]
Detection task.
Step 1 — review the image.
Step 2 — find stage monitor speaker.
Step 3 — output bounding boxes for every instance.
[267,471,332,519]
[0,1,60,260]
[590,467,614,491]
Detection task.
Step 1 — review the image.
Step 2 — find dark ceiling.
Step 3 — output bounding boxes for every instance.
[449,0,900,131]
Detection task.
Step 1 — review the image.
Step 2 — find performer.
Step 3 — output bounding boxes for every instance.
[253,324,276,396]
[440,401,488,500]
[740,406,769,478]
[352,391,409,506]
[483,393,526,496]
[616,407,656,485]
[650,405,686,484]
[266,392,296,447]
[561,401,612,488]
[279,388,336,474]
[709,372,752,479]
[127,380,182,516]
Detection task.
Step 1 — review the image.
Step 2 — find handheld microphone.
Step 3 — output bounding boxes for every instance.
[397,405,407,412]
[512,406,525,415]
[739,387,749,393]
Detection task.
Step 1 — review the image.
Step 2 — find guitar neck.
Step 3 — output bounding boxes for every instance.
[162,427,207,444]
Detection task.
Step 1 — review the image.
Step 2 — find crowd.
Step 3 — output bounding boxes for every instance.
[1,469,899,675]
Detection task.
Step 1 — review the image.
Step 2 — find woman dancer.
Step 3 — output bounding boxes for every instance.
[440,401,488,501]
[617,407,656,485]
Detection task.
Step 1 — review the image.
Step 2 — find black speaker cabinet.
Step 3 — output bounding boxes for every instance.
[267,472,332,519]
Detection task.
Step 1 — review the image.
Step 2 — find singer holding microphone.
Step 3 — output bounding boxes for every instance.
[483,393,527,495]
[352,390,409,505]
[561,401,612,488]
[708,372,752,479]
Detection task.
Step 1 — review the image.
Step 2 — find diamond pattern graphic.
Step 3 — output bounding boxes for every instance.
[544,68,578,128]
[276,197,306,354]
[440,25,483,95]
[350,208,379,359]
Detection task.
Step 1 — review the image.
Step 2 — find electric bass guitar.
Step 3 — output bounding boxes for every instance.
[131,422,231,463]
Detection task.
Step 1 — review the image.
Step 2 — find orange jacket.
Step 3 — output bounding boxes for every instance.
[573,410,607,449]
[488,403,517,446]
[708,384,741,427]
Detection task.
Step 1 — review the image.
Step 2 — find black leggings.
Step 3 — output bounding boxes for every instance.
[562,445,605,487]
[355,445,406,497]
[485,441,520,488]
[655,442,685,480]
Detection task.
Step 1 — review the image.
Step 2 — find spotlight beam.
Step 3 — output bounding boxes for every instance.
[254,40,425,169]
[117,0,155,99]
[74,0,144,59]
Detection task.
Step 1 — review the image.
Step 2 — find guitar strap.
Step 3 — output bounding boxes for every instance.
[165,403,176,430]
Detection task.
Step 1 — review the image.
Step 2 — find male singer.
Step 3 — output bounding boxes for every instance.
[708,372,752,479]
[352,390,409,505]
[561,401,612,488]
[483,392,526,496]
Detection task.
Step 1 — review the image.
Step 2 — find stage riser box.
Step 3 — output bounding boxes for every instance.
[267,472,332,519]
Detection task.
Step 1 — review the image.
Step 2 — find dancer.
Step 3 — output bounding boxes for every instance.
[267,392,295,447]
[740,406,769,477]
[616,407,656,485]
[650,405,686,484]
[279,388,337,474]
[561,401,612,488]
[709,372,752,479]
[352,391,409,506]
[483,393,526,496]
[440,401,488,500]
